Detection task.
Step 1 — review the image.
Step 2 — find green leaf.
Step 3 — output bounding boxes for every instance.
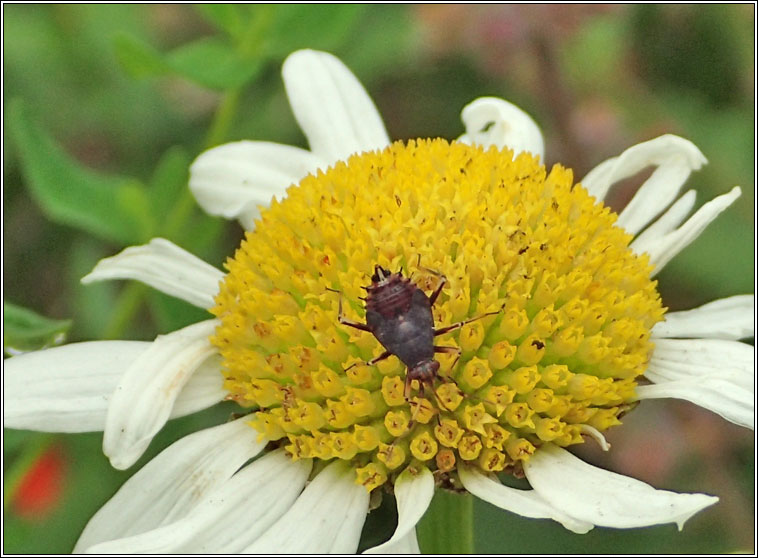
[113,32,170,78]
[8,100,150,245]
[114,32,262,90]
[337,5,418,77]
[417,490,474,553]
[3,302,72,354]
[195,4,245,39]
[166,37,263,90]
[265,5,365,57]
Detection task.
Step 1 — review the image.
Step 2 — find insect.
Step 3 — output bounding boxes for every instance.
[330,262,500,399]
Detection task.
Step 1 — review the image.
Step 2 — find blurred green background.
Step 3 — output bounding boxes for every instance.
[3,4,754,554]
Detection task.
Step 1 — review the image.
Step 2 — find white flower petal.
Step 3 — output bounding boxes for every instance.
[646,359,751,391]
[188,140,324,229]
[580,135,706,210]
[636,379,753,430]
[3,341,149,432]
[615,142,706,235]
[243,460,369,553]
[283,49,390,163]
[366,529,421,554]
[459,465,593,534]
[103,319,220,470]
[3,340,225,434]
[637,336,755,428]
[652,295,755,340]
[328,482,373,553]
[459,97,544,160]
[648,338,754,391]
[170,352,226,418]
[632,186,741,275]
[84,450,312,554]
[653,338,754,365]
[630,190,697,250]
[81,238,223,309]
[523,444,719,530]
[74,417,266,552]
[364,467,434,554]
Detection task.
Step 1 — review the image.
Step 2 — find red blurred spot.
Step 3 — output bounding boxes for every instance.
[12,445,66,521]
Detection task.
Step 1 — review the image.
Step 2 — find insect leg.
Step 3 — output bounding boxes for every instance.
[403,370,433,401]
[434,345,462,373]
[387,374,420,448]
[434,345,461,355]
[425,380,459,412]
[403,371,415,400]
[326,287,373,333]
[428,274,448,307]
[405,386,431,437]
[434,307,502,336]
[344,350,392,372]
[415,255,447,306]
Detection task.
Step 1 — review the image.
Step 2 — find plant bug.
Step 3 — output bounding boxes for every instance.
[329,262,500,399]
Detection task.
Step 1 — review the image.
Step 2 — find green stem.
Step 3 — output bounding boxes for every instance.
[417,490,475,554]
[103,282,147,339]
[204,88,242,149]
[103,43,241,338]
[102,8,278,336]
[204,5,274,149]
[163,184,202,239]
[104,88,238,339]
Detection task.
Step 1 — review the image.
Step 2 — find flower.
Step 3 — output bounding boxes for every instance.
[4,49,754,553]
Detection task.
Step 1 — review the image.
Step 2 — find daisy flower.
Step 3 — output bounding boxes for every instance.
[4,49,754,553]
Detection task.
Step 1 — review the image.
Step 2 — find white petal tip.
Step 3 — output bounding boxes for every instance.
[284,49,328,67]
[525,445,723,530]
[77,239,222,308]
[282,48,389,162]
[460,97,545,161]
[675,495,719,531]
[105,443,145,471]
[580,424,611,451]
[364,467,433,553]
[80,257,113,284]
[655,134,708,168]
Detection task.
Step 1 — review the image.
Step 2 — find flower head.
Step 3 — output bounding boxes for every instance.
[214,137,663,482]
[4,49,754,553]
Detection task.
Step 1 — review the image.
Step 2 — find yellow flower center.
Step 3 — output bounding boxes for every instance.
[211,139,664,492]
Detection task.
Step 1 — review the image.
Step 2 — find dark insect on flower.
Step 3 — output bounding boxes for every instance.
[329,262,500,399]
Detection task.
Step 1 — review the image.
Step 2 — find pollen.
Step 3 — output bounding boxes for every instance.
[211,138,664,493]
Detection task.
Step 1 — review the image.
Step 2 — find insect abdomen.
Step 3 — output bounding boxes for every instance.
[365,276,415,318]
[367,288,435,367]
